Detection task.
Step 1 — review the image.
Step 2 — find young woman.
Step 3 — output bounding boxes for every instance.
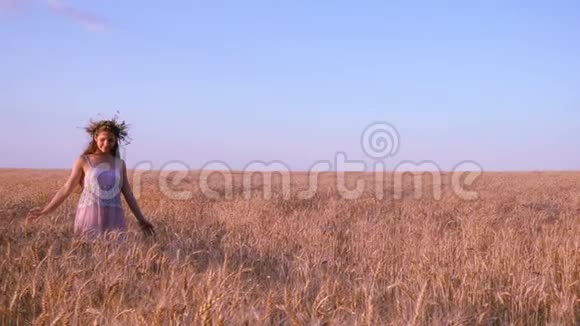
[25,119,154,237]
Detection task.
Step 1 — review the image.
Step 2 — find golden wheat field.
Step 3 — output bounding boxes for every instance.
[1,168,579,325]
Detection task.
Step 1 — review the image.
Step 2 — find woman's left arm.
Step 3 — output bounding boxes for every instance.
[121,160,155,235]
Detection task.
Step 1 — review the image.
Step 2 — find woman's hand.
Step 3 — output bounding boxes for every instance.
[25,207,45,224]
[137,219,155,237]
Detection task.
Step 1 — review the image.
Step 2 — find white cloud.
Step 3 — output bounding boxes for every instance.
[46,0,109,32]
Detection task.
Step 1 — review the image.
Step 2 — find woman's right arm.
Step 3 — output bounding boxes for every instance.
[25,156,85,223]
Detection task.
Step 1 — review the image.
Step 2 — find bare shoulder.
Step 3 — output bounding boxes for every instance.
[74,155,86,167]
[74,155,87,172]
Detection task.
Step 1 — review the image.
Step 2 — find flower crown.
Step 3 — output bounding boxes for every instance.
[84,116,131,145]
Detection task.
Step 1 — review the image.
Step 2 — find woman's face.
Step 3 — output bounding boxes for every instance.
[94,130,117,154]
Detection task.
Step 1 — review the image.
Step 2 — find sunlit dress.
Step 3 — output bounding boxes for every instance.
[74,155,127,236]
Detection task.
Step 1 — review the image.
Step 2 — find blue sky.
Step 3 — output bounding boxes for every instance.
[1,0,579,171]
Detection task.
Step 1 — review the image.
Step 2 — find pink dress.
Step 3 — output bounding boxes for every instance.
[74,155,127,236]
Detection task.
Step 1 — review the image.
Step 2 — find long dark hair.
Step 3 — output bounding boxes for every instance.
[78,117,130,190]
